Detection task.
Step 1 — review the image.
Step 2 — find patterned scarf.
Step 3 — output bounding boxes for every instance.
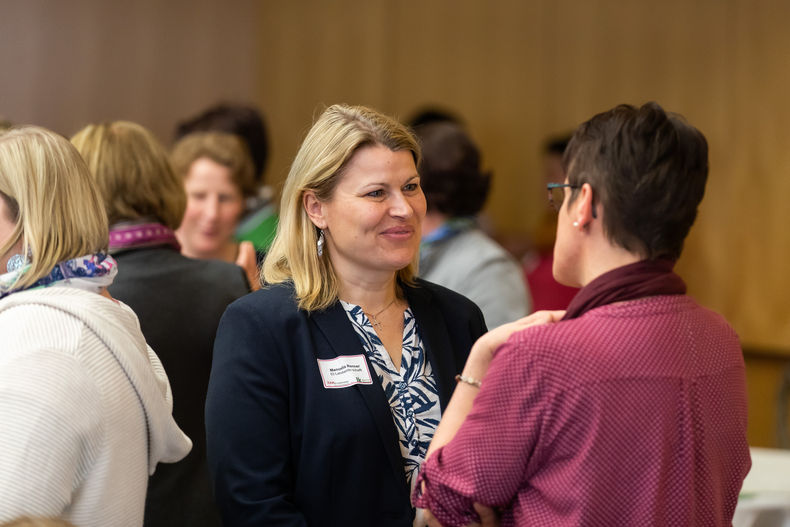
[109,222,180,254]
[562,259,687,321]
[0,253,118,300]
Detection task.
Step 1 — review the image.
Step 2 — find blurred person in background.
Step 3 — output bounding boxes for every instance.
[72,121,250,527]
[171,131,260,289]
[414,102,750,526]
[175,103,277,254]
[415,121,530,328]
[523,134,580,311]
[206,104,486,526]
[0,126,190,526]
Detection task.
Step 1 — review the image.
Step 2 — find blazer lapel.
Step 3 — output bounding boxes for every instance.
[403,283,457,411]
[310,303,409,495]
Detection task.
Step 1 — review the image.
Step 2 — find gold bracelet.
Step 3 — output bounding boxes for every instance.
[455,374,482,388]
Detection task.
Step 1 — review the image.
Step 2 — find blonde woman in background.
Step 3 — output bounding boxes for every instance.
[72,121,249,527]
[171,131,260,289]
[205,104,487,526]
[0,126,190,526]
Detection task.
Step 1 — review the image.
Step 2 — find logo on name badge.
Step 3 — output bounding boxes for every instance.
[317,354,373,389]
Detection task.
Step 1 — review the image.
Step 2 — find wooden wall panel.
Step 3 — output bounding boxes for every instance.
[258,0,789,352]
[1,0,787,349]
[0,0,260,143]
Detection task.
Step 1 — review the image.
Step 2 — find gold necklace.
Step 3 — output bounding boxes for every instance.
[364,297,397,330]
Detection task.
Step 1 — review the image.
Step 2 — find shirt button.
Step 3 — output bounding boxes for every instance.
[407,409,414,417]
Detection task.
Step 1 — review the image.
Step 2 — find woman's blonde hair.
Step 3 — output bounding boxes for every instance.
[170,131,257,198]
[71,121,186,229]
[263,104,421,312]
[0,126,108,289]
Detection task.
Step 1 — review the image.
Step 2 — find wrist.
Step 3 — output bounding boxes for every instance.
[462,348,493,380]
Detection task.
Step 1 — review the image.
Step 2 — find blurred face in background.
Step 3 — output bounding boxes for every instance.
[177,157,245,260]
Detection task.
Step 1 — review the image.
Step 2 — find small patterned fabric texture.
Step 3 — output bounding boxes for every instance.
[109,222,181,253]
[0,253,118,299]
[342,302,441,490]
[413,295,751,527]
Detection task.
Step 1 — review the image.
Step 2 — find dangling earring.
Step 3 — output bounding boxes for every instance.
[6,253,27,273]
[572,221,579,228]
[316,230,325,257]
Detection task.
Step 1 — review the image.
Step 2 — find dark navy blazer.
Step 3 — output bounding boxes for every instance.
[205,279,487,527]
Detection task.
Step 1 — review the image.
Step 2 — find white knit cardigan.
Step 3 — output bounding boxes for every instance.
[0,287,191,526]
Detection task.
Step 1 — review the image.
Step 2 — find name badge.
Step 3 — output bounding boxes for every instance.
[317,354,373,389]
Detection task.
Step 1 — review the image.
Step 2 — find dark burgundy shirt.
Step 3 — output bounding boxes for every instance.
[414,295,750,526]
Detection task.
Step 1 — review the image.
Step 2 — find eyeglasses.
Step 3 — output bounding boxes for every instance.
[546,183,578,212]
[546,182,598,218]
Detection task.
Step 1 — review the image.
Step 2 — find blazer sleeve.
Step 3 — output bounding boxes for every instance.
[205,299,308,527]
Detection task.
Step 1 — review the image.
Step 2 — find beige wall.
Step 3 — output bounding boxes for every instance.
[3,0,785,347]
[0,0,260,143]
[259,0,790,352]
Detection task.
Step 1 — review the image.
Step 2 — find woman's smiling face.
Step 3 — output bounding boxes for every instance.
[308,144,426,282]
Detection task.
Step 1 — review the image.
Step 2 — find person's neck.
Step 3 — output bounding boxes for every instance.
[181,240,238,263]
[577,242,643,287]
[421,211,448,238]
[336,268,400,312]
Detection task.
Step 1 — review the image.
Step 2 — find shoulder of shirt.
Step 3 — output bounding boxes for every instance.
[435,228,515,264]
[410,277,482,315]
[114,246,250,292]
[225,280,300,320]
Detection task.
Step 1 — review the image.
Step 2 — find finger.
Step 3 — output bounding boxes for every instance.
[473,502,500,527]
[424,510,443,527]
[515,309,565,327]
[236,241,256,266]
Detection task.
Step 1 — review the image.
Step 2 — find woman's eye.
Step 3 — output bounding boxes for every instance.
[366,189,384,198]
[403,183,419,192]
[189,192,207,201]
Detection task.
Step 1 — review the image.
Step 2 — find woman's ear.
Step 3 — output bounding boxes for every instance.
[303,191,327,230]
[570,183,596,228]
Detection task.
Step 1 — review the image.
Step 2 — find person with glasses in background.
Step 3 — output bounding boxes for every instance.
[413,102,750,527]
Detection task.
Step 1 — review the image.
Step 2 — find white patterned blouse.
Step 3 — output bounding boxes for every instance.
[341,302,442,491]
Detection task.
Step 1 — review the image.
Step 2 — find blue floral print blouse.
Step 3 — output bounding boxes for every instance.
[341,301,442,490]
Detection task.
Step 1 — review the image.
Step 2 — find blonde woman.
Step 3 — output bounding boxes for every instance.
[171,131,260,289]
[72,121,249,527]
[0,126,190,525]
[205,104,487,526]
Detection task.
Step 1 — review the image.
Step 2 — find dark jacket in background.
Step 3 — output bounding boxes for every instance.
[109,245,250,527]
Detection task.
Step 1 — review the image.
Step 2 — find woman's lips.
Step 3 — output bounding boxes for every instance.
[380,225,415,240]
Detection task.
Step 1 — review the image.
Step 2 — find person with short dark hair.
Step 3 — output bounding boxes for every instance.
[524,133,580,312]
[407,106,464,130]
[417,121,530,328]
[414,102,750,526]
